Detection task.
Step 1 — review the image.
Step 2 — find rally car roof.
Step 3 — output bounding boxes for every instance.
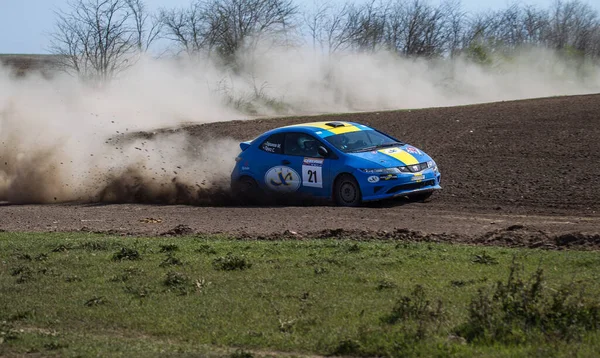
[276,121,373,138]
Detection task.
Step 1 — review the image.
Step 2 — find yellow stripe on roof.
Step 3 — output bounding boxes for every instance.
[378,148,419,165]
[285,121,363,133]
[283,121,329,129]
[328,124,362,135]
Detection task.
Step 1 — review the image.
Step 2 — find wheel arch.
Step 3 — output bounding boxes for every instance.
[331,171,355,199]
[231,174,260,191]
[331,171,362,206]
[237,174,257,182]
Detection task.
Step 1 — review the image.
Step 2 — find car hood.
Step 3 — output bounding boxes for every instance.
[346,145,431,167]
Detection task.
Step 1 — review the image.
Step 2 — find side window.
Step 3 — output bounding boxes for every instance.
[284,132,322,158]
[259,133,285,154]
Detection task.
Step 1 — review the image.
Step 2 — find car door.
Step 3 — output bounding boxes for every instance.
[281,132,332,198]
[255,132,303,193]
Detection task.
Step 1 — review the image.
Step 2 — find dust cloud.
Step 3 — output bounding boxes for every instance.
[233,46,600,112]
[0,48,599,204]
[0,59,241,204]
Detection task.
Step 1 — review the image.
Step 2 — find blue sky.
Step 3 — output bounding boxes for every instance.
[0,0,593,54]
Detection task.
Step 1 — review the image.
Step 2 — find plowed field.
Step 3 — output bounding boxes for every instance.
[2,94,599,247]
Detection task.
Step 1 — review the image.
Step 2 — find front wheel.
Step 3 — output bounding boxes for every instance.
[334,174,362,207]
[407,191,433,202]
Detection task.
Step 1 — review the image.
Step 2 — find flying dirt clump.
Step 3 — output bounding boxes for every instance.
[0,62,241,204]
[92,132,241,205]
[0,118,240,204]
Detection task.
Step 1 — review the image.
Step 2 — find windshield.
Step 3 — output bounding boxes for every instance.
[325,130,403,153]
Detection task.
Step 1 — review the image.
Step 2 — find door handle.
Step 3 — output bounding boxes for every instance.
[282,160,291,165]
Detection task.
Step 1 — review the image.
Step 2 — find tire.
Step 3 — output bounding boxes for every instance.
[407,191,433,202]
[334,174,362,207]
[232,176,261,204]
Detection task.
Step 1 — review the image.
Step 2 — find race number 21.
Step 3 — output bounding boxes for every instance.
[302,158,323,188]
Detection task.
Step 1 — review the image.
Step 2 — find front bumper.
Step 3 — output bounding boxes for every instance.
[358,169,442,202]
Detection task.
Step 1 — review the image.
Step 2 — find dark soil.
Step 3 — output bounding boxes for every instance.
[181,94,600,213]
[231,226,600,250]
[1,94,599,248]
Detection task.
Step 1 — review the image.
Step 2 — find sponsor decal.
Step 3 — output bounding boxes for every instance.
[262,141,281,153]
[241,166,250,171]
[367,175,380,183]
[302,158,324,188]
[379,174,398,181]
[405,146,422,155]
[264,166,301,192]
[411,173,424,182]
[386,148,399,154]
[303,158,323,166]
[264,141,280,148]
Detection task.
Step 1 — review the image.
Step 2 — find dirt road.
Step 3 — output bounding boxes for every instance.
[1,94,599,248]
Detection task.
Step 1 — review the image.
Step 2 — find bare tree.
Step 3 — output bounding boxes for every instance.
[458,1,600,58]
[462,7,526,54]
[304,0,600,59]
[348,0,387,53]
[50,0,159,81]
[441,0,466,57]
[161,0,297,62]
[387,0,450,57]
[522,5,549,45]
[210,0,298,61]
[160,2,218,56]
[547,0,599,55]
[320,2,358,54]
[305,0,468,57]
[303,0,331,52]
[590,23,600,57]
[303,1,388,55]
[125,0,162,51]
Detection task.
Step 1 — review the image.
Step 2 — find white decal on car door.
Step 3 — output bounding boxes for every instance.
[302,158,323,188]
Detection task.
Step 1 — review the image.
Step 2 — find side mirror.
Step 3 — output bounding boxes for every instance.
[318,146,329,157]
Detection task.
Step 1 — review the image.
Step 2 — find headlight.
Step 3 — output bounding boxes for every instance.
[359,167,401,174]
[427,160,439,173]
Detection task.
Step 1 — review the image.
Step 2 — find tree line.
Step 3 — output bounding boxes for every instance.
[50,0,600,79]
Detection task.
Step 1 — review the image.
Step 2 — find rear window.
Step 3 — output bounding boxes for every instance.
[259,133,285,154]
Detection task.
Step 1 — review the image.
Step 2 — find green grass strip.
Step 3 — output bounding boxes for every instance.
[1,232,600,357]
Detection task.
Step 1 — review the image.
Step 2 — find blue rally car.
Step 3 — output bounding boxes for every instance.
[231,121,441,206]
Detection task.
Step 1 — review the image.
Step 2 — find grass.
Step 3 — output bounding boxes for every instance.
[1,232,600,357]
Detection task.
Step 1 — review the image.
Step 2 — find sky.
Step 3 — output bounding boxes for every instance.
[0,0,595,54]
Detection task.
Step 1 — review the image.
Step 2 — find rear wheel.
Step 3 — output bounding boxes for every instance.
[334,174,362,207]
[232,176,261,204]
